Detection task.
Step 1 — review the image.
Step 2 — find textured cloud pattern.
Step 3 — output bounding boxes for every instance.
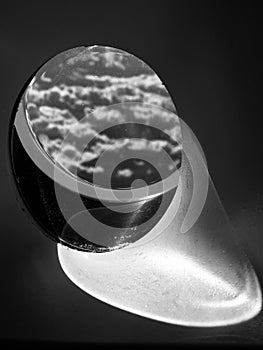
[24,46,182,189]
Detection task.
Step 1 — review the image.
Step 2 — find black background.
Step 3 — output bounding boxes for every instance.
[1,0,263,346]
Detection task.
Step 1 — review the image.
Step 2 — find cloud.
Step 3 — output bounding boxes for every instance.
[24,46,182,186]
[117,169,133,177]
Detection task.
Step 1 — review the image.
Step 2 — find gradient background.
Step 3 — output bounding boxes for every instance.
[1,1,263,345]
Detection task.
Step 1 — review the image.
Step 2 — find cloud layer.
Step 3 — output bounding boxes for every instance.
[24,46,182,189]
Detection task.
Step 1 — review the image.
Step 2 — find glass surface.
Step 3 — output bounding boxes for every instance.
[9,45,262,327]
[23,46,181,189]
[11,46,182,251]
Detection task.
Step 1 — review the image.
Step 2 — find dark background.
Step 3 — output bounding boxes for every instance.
[1,0,263,346]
